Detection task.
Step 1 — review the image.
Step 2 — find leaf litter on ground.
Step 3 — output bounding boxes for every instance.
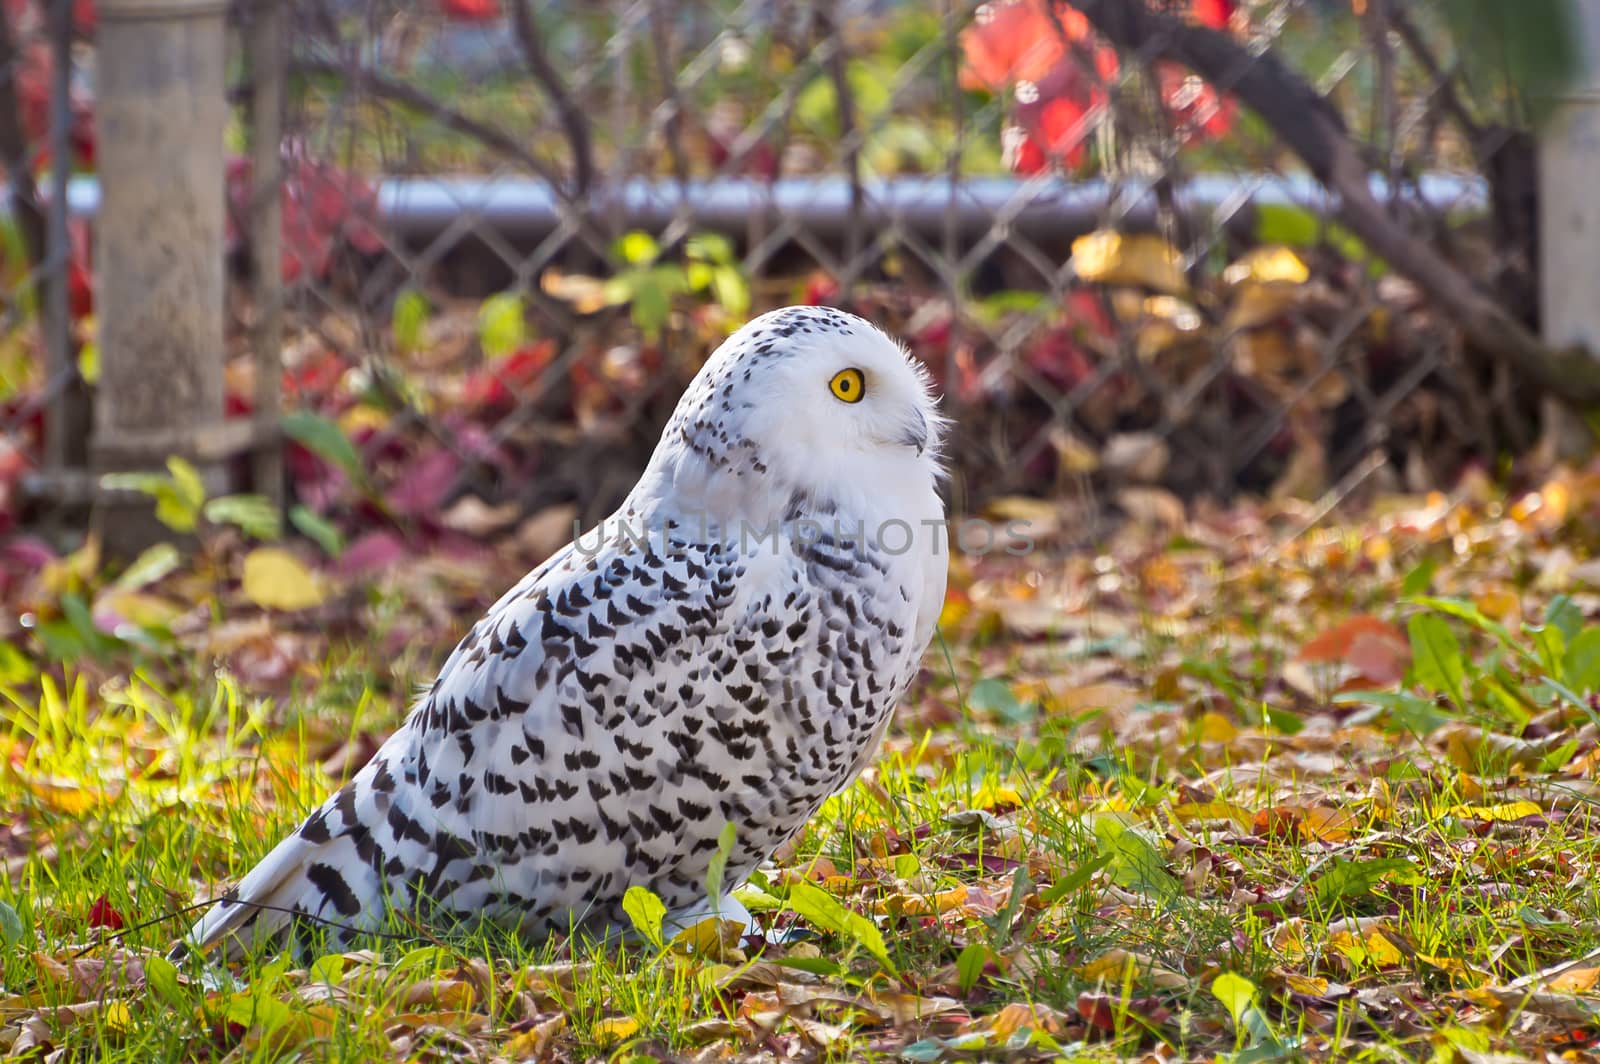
[11,463,1600,1058]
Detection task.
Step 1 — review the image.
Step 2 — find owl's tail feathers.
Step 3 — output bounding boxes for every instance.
[169,828,371,963]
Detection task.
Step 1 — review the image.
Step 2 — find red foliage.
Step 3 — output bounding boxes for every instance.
[87,894,125,930]
[958,0,1090,93]
[226,147,385,285]
[802,272,842,307]
[1189,0,1236,30]
[962,0,1239,175]
[437,0,500,21]
[461,340,557,412]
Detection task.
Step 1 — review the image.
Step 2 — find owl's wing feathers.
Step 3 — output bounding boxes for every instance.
[181,527,918,957]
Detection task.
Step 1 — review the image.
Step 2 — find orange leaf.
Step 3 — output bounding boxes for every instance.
[1296,614,1409,685]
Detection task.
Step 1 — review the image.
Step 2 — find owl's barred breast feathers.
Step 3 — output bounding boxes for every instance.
[179,306,949,958]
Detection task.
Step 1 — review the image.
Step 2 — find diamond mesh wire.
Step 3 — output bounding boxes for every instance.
[3,0,1544,536]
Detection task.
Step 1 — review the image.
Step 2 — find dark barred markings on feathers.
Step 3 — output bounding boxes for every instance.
[178,306,949,958]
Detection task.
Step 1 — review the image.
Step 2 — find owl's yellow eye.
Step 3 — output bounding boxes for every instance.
[829,368,865,404]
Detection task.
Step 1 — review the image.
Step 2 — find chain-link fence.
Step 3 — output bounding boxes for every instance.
[0,0,1571,546]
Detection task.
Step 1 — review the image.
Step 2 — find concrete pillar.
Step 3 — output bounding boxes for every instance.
[91,0,234,553]
[1539,0,1600,458]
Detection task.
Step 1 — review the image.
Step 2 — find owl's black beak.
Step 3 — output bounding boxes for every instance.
[900,410,929,456]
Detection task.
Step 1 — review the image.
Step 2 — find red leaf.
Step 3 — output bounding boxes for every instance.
[438,0,500,20]
[1024,326,1094,391]
[334,530,409,579]
[226,148,384,284]
[384,448,462,517]
[959,0,1089,92]
[1157,63,1235,141]
[802,272,841,307]
[461,340,556,412]
[87,895,125,930]
[1190,0,1235,30]
[1296,614,1409,686]
[1253,806,1302,841]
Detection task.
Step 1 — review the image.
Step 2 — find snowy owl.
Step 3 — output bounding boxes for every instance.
[179,305,948,958]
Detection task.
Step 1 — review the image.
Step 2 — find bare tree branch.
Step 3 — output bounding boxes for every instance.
[509,0,596,199]
[1071,0,1600,403]
[288,57,612,259]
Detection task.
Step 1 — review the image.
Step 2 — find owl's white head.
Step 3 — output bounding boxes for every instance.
[633,306,947,526]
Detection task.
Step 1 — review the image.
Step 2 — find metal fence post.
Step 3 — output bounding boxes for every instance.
[1539,0,1600,456]
[91,0,235,554]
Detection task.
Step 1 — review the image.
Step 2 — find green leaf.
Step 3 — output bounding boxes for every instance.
[113,543,181,592]
[795,75,839,135]
[204,494,283,541]
[966,677,1035,724]
[225,989,293,1033]
[1527,623,1567,678]
[1254,204,1320,247]
[167,456,207,512]
[704,821,737,905]
[1409,596,1527,662]
[973,290,1048,322]
[1039,852,1112,905]
[1333,688,1456,734]
[1311,857,1424,908]
[290,506,345,558]
[477,292,525,360]
[730,883,782,913]
[956,942,991,994]
[1539,737,1581,774]
[622,885,666,950]
[1548,595,1584,642]
[98,471,169,497]
[1561,627,1600,693]
[281,411,363,482]
[391,945,452,975]
[617,231,661,266]
[0,642,33,686]
[686,232,735,264]
[392,289,431,353]
[0,899,23,948]
[1253,204,1380,276]
[1211,971,1257,1027]
[307,953,345,986]
[1093,818,1178,903]
[1400,557,1436,598]
[786,880,899,977]
[710,265,751,318]
[1408,613,1468,709]
[628,267,687,339]
[772,955,846,978]
[685,261,714,292]
[144,954,185,1008]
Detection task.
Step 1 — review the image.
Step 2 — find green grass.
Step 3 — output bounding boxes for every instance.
[8,477,1600,1059]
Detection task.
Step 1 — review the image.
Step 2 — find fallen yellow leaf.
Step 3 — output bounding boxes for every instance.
[241,548,328,611]
[873,885,969,917]
[1445,801,1543,822]
[1171,801,1254,832]
[502,1013,565,1059]
[593,1016,641,1046]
